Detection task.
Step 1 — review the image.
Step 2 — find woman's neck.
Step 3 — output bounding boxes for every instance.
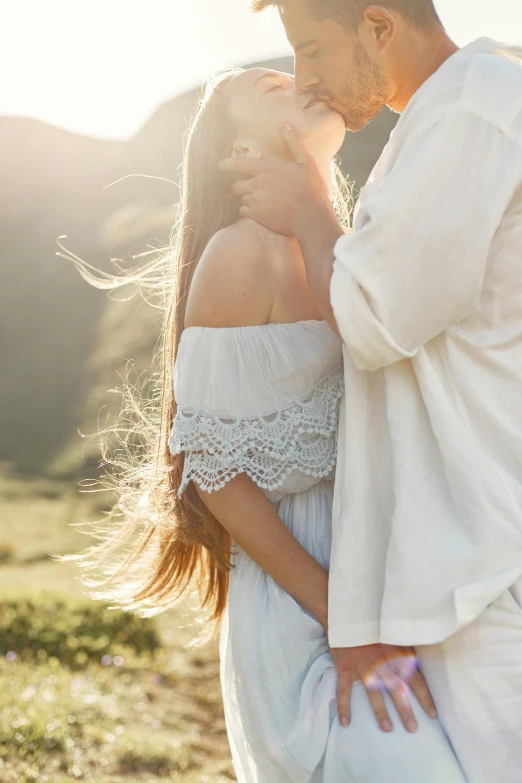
[314,154,335,200]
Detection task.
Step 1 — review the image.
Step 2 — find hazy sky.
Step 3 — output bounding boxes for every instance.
[1,0,521,139]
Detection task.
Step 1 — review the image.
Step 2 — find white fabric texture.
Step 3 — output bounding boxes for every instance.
[417,578,522,783]
[171,322,343,501]
[329,38,522,649]
[169,322,466,782]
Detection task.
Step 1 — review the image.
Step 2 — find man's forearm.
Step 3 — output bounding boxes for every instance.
[295,200,344,336]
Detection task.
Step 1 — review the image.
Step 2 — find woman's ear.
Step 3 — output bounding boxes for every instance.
[231,140,263,159]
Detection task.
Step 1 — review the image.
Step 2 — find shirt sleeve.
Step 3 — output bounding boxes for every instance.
[331,105,522,371]
[169,326,344,498]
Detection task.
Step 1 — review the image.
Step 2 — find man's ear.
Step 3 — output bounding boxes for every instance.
[360,5,396,54]
[231,140,263,159]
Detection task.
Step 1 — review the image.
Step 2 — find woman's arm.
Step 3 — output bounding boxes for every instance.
[197,474,329,631]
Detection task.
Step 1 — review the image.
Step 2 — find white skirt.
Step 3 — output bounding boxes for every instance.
[219,480,467,782]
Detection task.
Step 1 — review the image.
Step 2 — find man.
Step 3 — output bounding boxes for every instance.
[219,1,522,781]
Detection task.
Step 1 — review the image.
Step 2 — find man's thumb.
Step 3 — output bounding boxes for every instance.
[282,123,309,165]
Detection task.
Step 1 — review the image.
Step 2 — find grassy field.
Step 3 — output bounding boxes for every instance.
[0,472,234,783]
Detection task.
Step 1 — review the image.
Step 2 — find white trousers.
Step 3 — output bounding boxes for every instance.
[417,583,522,783]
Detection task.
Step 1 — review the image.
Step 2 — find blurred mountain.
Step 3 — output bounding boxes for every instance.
[0,56,397,475]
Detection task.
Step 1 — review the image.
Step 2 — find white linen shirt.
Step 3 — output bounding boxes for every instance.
[329,38,522,648]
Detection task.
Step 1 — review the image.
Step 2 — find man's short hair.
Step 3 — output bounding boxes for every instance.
[252,0,442,30]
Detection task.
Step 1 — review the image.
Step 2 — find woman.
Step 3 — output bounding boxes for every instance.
[71,68,466,781]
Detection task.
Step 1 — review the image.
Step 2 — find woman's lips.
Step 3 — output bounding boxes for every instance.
[305,97,327,109]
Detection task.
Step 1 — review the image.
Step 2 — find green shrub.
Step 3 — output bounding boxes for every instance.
[0,593,161,667]
[0,542,14,565]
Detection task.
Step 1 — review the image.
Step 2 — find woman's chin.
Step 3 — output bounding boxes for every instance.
[294,108,346,160]
[329,111,348,148]
[308,111,346,155]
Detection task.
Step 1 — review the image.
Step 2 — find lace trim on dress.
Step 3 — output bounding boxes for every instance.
[170,364,344,497]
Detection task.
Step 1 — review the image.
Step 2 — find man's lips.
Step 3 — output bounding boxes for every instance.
[305,96,330,109]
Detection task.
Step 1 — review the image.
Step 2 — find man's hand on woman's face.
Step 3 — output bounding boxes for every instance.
[218,124,331,238]
[330,644,438,733]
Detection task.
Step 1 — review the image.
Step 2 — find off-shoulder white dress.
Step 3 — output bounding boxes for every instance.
[170,321,466,783]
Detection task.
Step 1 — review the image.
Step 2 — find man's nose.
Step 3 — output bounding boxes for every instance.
[294,63,321,95]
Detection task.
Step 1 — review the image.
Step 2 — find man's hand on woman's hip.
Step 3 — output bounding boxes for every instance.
[330,644,438,733]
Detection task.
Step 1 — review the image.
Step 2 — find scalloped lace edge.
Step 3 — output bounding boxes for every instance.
[170,364,344,497]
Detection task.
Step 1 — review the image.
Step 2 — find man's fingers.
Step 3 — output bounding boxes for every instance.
[372,664,405,695]
[371,659,419,732]
[389,650,418,684]
[231,178,255,199]
[281,123,310,165]
[387,681,419,733]
[364,686,394,732]
[336,671,353,728]
[409,669,438,719]
[219,156,268,176]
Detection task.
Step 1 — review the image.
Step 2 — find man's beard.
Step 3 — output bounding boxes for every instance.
[338,42,389,132]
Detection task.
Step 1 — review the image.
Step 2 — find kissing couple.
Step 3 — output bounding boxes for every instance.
[78,1,522,781]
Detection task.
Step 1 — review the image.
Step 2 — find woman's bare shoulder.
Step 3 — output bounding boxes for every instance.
[184,220,279,329]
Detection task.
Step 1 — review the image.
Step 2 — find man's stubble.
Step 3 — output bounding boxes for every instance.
[339,41,390,132]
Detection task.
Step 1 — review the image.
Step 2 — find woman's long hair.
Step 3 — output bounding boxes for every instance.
[63,69,352,634]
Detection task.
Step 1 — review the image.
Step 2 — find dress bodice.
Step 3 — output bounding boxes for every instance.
[169,321,343,502]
